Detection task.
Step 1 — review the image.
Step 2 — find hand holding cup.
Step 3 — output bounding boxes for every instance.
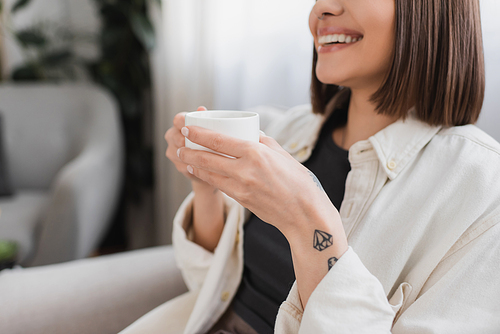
[165,106,211,184]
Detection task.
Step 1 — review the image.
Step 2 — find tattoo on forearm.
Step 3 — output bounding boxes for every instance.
[313,229,333,251]
[308,170,325,191]
[328,257,338,270]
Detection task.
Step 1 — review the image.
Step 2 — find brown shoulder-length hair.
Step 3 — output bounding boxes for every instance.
[311,0,485,127]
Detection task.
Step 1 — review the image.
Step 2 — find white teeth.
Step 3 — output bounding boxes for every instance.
[318,33,362,45]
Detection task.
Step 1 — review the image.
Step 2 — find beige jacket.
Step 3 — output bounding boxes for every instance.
[125,105,500,333]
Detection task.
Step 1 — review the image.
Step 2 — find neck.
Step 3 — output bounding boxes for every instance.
[335,88,399,150]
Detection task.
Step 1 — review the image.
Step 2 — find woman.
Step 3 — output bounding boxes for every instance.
[157,0,499,333]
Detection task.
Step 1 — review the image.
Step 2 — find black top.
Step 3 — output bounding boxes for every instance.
[231,110,351,333]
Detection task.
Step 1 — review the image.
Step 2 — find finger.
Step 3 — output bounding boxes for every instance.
[173,130,185,148]
[259,133,289,158]
[178,147,234,177]
[175,107,207,130]
[166,144,182,163]
[173,112,188,130]
[259,131,268,143]
[165,127,173,142]
[187,164,232,191]
[182,126,251,158]
[166,146,196,177]
[165,127,186,149]
[259,133,279,149]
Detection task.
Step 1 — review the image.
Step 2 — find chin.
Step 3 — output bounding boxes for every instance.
[316,63,349,86]
[316,71,346,86]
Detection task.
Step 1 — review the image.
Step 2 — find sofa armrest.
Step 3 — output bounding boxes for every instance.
[28,87,124,266]
[0,246,187,334]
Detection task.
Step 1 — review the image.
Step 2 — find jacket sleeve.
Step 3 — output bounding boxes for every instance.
[275,223,500,334]
[171,192,242,292]
[275,247,395,334]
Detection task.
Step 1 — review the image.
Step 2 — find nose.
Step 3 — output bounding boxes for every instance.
[311,0,344,20]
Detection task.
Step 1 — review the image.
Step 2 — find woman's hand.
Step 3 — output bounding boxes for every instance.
[165,106,225,252]
[165,107,215,190]
[177,125,343,239]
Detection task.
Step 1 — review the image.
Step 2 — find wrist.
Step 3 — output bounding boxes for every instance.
[285,199,347,258]
[191,182,225,252]
[286,209,348,307]
[192,179,218,194]
[283,189,343,239]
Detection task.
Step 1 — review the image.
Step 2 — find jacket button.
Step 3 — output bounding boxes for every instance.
[235,231,240,244]
[387,160,397,170]
[298,148,308,158]
[221,291,230,302]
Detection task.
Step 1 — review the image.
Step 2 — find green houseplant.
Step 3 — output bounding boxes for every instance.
[5,0,83,80]
[0,240,18,270]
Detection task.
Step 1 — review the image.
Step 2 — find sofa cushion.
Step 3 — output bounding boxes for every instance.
[0,246,187,334]
[0,191,50,264]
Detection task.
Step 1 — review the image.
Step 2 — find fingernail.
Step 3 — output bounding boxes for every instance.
[181,127,189,137]
[187,165,194,174]
[177,148,181,158]
[259,130,266,136]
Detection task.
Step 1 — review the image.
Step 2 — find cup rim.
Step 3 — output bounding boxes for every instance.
[186,110,258,119]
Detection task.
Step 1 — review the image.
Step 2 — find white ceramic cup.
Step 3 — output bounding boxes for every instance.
[185,110,260,154]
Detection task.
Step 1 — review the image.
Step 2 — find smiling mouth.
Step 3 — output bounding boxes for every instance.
[318,33,363,46]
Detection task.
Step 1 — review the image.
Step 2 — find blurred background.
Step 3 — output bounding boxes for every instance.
[0,0,498,268]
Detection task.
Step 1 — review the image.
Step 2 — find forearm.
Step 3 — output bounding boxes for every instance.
[286,207,348,308]
[191,182,225,252]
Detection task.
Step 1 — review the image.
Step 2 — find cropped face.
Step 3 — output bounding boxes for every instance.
[309,0,396,91]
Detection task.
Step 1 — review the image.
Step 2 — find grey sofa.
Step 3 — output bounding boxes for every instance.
[0,84,124,266]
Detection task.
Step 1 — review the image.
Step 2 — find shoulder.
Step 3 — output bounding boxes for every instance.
[248,104,319,137]
[435,124,500,157]
[264,104,323,145]
[423,125,500,173]
[263,104,318,132]
[429,126,500,259]
[419,124,500,209]
[403,125,500,248]
[264,105,325,160]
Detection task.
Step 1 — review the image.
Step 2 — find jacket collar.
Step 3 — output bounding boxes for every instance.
[285,94,442,180]
[364,111,442,180]
[315,89,443,180]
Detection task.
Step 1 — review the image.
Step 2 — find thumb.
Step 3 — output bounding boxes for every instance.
[259,132,289,157]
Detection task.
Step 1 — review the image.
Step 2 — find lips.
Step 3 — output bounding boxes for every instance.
[316,26,364,53]
[317,26,363,37]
